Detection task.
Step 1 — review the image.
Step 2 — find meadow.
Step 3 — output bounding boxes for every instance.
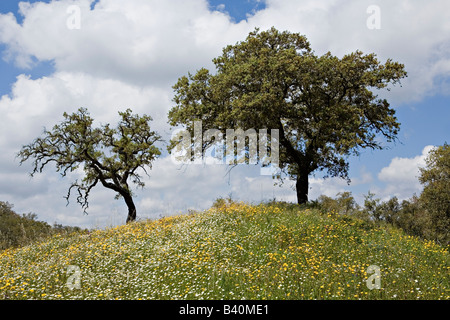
[0,202,448,300]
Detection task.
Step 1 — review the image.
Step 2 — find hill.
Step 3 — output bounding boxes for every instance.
[0,202,448,300]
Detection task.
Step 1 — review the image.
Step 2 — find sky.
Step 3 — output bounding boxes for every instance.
[0,0,448,229]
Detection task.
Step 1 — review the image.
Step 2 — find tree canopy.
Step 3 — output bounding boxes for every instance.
[18,108,161,223]
[419,143,450,244]
[168,27,407,204]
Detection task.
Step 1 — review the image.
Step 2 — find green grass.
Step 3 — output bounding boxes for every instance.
[0,202,448,300]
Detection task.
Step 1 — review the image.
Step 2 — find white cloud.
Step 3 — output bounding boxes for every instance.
[1,0,449,101]
[249,0,450,103]
[0,72,171,148]
[216,4,226,12]
[0,0,251,87]
[308,176,350,199]
[139,157,285,215]
[377,145,435,200]
[0,0,449,227]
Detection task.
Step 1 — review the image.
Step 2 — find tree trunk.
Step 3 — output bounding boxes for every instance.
[296,169,309,205]
[123,192,137,223]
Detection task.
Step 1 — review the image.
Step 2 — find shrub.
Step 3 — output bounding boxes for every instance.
[0,201,85,250]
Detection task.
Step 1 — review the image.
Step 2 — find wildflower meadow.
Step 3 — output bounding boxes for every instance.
[0,202,448,300]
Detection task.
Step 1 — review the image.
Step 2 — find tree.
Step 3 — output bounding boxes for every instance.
[378,196,401,226]
[168,27,407,204]
[0,201,51,250]
[18,108,161,223]
[418,143,449,244]
[363,191,382,221]
[317,191,359,216]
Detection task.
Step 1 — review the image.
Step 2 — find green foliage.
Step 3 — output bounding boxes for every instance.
[362,191,382,221]
[317,192,361,217]
[18,108,162,223]
[0,201,85,251]
[397,196,429,239]
[212,195,234,209]
[168,27,407,203]
[418,143,450,244]
[316,181,449,246]
[377,196,401,226]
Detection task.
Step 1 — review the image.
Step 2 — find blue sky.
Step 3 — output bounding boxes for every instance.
[0,1,266,94]
[0,0,448,228]
[208,0,266,22]
[0,1,54,95]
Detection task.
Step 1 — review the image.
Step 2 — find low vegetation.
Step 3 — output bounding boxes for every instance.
[0,201,85,251]
[0,201,448,300]
[1,144,447,299]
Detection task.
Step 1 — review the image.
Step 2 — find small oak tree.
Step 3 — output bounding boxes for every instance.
[168,27,407,204]
[18,108,161,223]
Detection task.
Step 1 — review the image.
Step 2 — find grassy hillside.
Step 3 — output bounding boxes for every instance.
[0,202,448,300]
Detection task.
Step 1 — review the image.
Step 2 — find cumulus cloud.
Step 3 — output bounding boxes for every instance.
[139,157,291,216]
[0,72,171,147]
[376,145,435,200]
[0,0,449,227]
[0,0,252,87]
[249,0,450,103]
[1,0,449,99]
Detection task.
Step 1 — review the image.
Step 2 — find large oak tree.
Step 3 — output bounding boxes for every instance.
[168,27,407,204]
[18,108,161,223]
